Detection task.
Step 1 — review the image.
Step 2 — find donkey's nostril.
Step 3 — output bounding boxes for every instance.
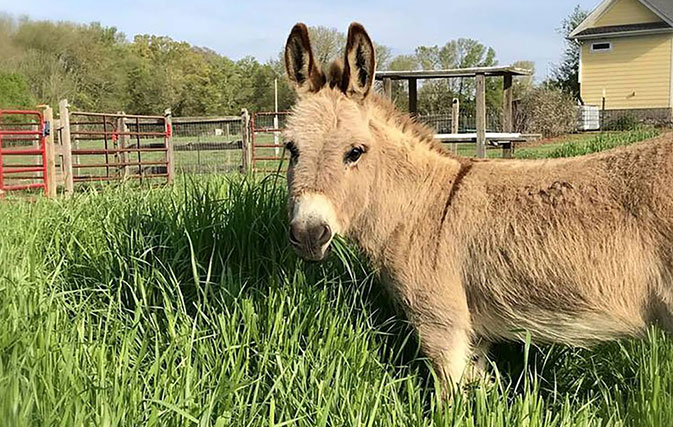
[316,223,331,246]
[289,221,332,249]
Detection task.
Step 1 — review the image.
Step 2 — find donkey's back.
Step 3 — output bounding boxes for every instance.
[458,135,673,344]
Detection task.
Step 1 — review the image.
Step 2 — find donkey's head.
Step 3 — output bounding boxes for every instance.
[283,22,378,261]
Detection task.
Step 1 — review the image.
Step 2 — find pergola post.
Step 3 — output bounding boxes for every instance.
[408,78,417,115]
[383,78,392,99]
[502,73,514,158]
[475,73,486,159]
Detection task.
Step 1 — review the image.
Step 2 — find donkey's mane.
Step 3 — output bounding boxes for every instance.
[326,59,451,157]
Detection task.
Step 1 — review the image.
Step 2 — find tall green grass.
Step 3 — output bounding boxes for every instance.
[0,177,672,424]
[516,127,661,159]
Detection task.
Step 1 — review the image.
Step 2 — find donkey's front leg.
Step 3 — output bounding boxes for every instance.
[410,292,473,391]
[417,321,472,389]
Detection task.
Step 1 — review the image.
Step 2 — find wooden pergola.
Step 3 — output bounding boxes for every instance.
[375,66,532,158]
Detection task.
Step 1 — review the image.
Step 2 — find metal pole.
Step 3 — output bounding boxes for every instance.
[450,98,459,155]
[601,89,606,132]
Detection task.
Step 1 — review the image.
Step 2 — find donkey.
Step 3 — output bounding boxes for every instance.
[282,22,673,388]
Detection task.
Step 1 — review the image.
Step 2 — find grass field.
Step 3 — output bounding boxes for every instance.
[0,129,671,426]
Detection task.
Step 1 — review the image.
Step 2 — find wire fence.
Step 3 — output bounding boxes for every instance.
[419,110,503,133]
[171,116,244,174]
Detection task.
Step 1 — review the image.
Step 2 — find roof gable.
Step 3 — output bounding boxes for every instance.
[641,0,673,24]
[570,0,673,39]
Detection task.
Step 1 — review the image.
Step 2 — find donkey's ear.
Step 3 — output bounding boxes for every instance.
[284,23,326,94]
[341,22,376,100]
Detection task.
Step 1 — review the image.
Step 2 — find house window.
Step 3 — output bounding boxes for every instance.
[591,42,612,53]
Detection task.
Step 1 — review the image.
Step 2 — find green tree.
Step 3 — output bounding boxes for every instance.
[549,5,589,98]
[307,26,346,66]
[511,60,535,99]
[386,54,420,111]
[415,38,499,115]
[0,71,35,107]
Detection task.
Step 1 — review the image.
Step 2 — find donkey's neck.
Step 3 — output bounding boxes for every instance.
[349,109,464,267]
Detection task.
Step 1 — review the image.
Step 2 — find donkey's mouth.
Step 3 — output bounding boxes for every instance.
[293,244,332,262]
[290,239,333,262]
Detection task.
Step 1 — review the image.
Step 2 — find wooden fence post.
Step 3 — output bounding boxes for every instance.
[240,109,252,173]
[116,112,130,178]
[475,73,486,159]
[383,78,392,99]
[58,99,74,196]
[408,78,418,116]
[40,105,57,198]
[165,108,174,183]
[450,98,460,155]
[502,73,514,159]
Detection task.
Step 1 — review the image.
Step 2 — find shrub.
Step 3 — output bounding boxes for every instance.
[515,87,577,137]
[606,114,640,131]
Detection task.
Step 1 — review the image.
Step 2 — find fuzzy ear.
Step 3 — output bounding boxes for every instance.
[284,23,326,94]
[340,23,376,100]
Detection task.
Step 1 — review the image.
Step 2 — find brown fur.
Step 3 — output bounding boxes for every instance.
[283,22,673,389]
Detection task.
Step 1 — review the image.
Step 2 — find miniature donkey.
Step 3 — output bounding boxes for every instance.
[282,22,673,388]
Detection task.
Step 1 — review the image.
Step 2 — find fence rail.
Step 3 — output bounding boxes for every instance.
[0,109,49,195]
[1,98,529,199]
[250,111,289,172]
[63,104,173,186]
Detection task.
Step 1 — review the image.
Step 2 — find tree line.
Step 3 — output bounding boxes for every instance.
[0,11,584,117]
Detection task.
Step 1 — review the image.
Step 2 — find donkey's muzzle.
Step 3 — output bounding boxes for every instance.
[289,220,332,261]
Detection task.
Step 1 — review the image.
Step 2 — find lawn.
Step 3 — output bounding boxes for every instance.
[0,128,671,426]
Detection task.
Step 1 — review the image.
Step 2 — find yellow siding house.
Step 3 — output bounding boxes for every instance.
[570,0,673,123]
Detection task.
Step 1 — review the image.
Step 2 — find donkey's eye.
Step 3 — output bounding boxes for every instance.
[345,146,365,165]
[285,141,299,161]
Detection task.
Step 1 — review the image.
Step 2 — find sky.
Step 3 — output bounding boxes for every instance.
[0,0,600,80]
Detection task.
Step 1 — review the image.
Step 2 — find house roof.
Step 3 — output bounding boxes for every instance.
[573,21,672,38]
[640,0,673,24]
[570,0,673,39]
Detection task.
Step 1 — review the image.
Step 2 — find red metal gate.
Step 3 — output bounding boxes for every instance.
[0,110,49,195]
[251,111,289,172]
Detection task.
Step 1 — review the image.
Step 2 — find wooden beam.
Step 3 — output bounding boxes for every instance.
[383,78,392,99]
[408,78,418,115]
[375,66,533,80]
[503,73,513,132]
[41,105,57,198]
[450,98,459,155]
[502,73,514,159]
[475,73,486,159]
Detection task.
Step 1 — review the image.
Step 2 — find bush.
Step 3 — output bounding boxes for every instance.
[515,87,576,137]
[606,114,640,131]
